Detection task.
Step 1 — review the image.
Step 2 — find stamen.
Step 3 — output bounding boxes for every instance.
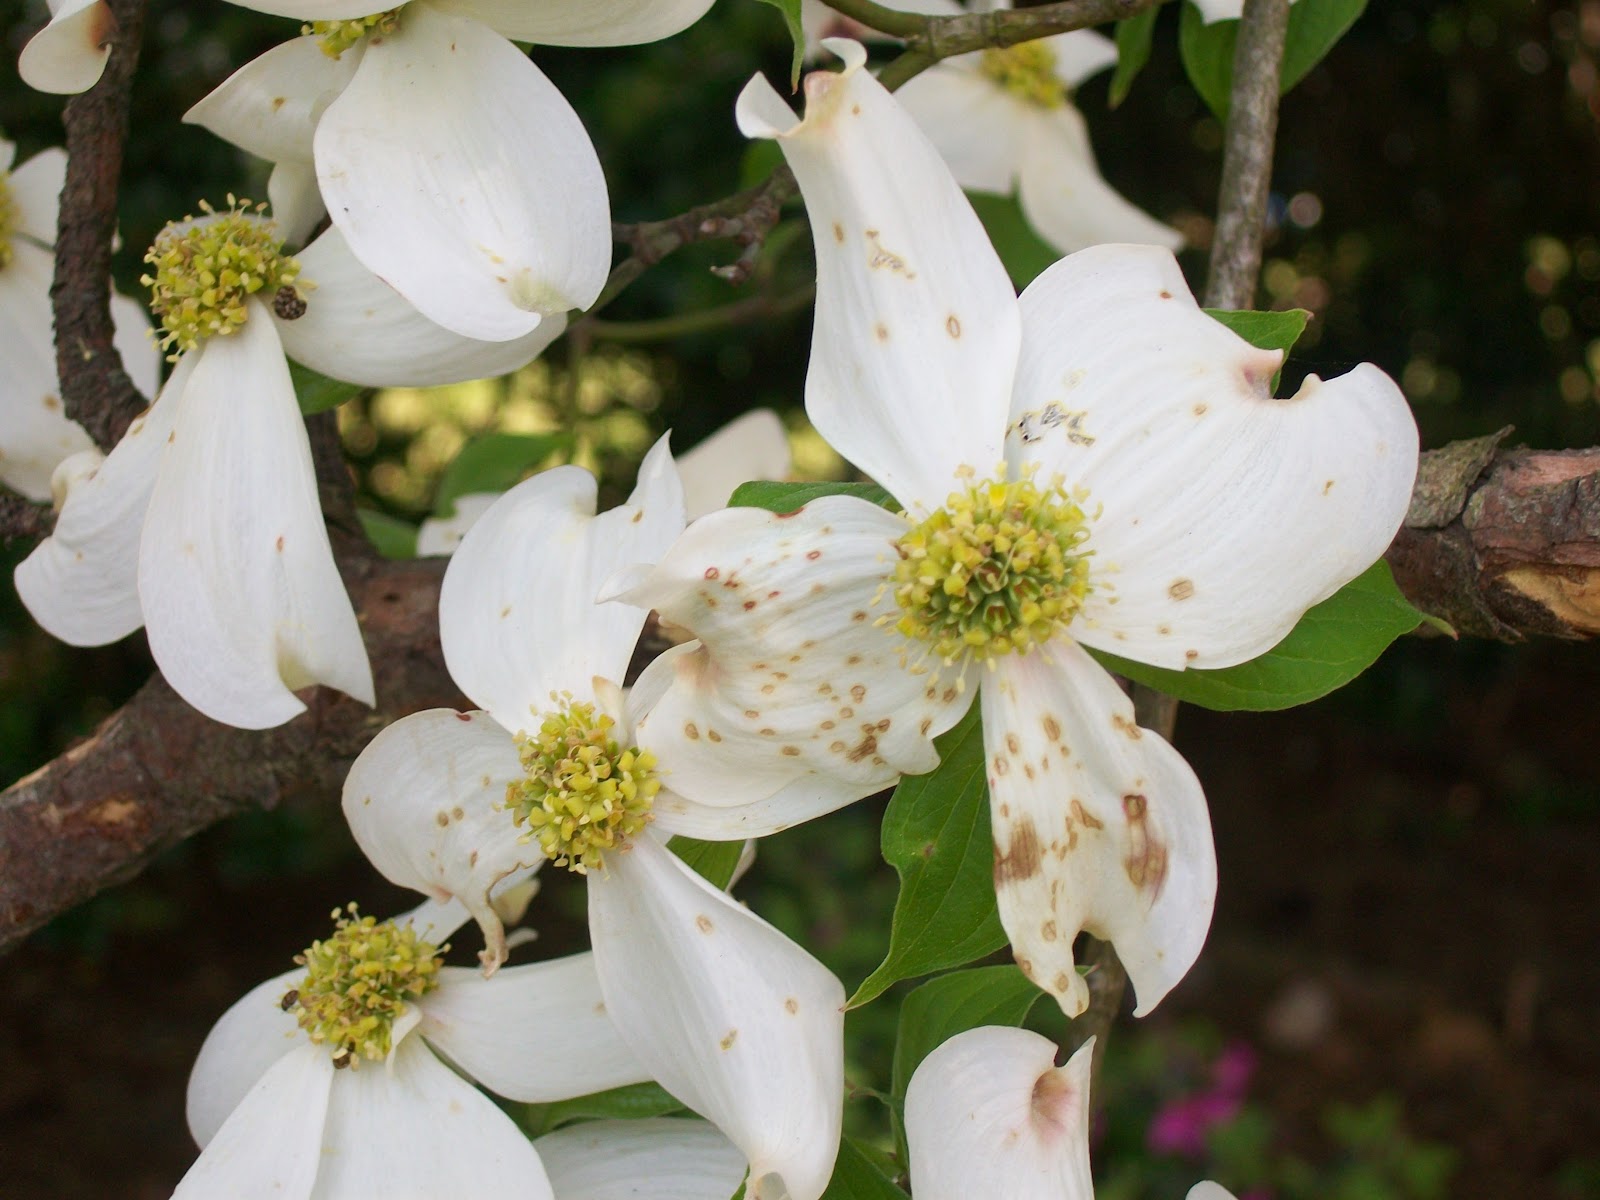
[285,905,444,1067]
[891,471,1093,665]
[140,197,305,360]
[306,9,404,59]
[979,42,1069,109]
[506,697,660,874]
[0,170,18,270]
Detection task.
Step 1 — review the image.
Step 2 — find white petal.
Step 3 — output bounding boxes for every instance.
[268,160,328,247]
[187,970,306,1148]
[9,147,68,244]
[904,1027,1093,1200]
[315,5,610,341]
[894,65,1021,196]
[440,436,684,732]
[534,1118,747,1200]
[342,708,539,967]
[174,1042,331,1200]
[419,954,650,1102]
[221,0,393,17]
[983,644,1215,1017]
[416,491,499,556]
[653,770,869,840]
[591,836,845,1200]
[434,0,716,46]
[311,1037,554,1200]
[1009,244,1417,669]
[281,225,568,387]
[0,243,93,500]
[736,41,1020,514]
[1188,1185,1241,1200]
[110,287,161,400]
[621,497,969,808]
[677,409,792,520]
[17,0,114,95]
[1013,110,1183,256]
[183,36,357,165]
[137,309,373,728]
[1190,0,1246,22]
[13,352,193,645]
[1041,29,1118,89]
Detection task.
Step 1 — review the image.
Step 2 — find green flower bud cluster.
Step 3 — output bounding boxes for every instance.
[979,42,1069,110]
[140,198,303,360]
[508,699,660,874]
[285,905,445,1068]
[892,472,1093,664]
[307,9,404,59]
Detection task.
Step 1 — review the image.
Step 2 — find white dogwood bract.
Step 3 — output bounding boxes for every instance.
[1191,0,1300,23]
[175,901,649,1200]
[905,1026,1238,1200]
[534,1118,748,1200]
[416,408,793,556]
[619,41,1419,1019]
[0,138,159,501]
[801,0,1181,255]
[17,0,115,94]
[342,438,846,1200]
[197,0,712,340]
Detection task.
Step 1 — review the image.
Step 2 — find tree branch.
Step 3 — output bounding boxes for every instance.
[52,0,149,452]
[1,493,53,544]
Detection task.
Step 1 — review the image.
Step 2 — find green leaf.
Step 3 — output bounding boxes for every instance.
[1204,306,1310,387]
[1110,6,1160,108]
[433,432,569,515]
[850,707,1006,1008]
[820,1136,909,1200]
[890,965,1043,1104]
[739,138,787,191]
[753,0,806,88]
[519,1081,683,1138]
[289,360,364,415]
[728,479,898,515]
[1088,560,1426,712]
[968,192,1061,290]
[667,835,745,890]
[1180,0,1369,119]
[357,509,418,560]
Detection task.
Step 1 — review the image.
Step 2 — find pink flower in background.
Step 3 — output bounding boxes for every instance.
[1148,1042,1258,1158]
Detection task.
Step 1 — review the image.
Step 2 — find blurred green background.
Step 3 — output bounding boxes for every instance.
[2,0,1599,1196]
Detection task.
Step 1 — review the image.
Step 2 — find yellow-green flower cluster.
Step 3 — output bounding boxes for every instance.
[979,42,1068,109]
[140,198,302,359]
[0,170,17,271]
[286,906,444,1068]
[892,472,1093,664]
[507,699,660,874]
[307,9,404,59]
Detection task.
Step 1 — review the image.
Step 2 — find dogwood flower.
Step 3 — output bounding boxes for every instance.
[189,0,715,338]
[17,0,115,94]
[534,1118,748,1200]
[175,900,652,1199]
[616,42,1418,1019]
[802,0,1181,255]
[417,409,793,556]
[0,137,158,500]
[1191,0,1300,23]
[905,1026,1238,1200]
[342,437,846,1200]
[14,202,564,730]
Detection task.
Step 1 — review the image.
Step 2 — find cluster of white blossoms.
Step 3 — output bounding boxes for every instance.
[7,1,1414,1197]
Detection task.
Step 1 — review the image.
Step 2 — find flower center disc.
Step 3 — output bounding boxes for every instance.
[0,170,18,270]
[286,906,444,1068]
[891,474,1092,664]
[979,42,1068,109]
[507,699,660,874]
[308,8,404,58]
[141,199,303,358]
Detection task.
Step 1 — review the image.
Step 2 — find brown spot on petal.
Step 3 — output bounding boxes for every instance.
[1111,713,1143,740]
[847,734,878,762]
[832,222,845,243]
[696,915,714,933]
[946,314,961,338]
[684,722,700,740]
[1168,578,1196,601]
[785,997,799,1014]
[1042,715,1061,742]
[704,567,720,580]
[994,817,1042,884]
[720,1029,738,1050]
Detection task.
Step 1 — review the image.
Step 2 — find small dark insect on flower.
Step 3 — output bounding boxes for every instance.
[332,1046,353,1070]
[279,989,299,1011]
[272,286,307,320]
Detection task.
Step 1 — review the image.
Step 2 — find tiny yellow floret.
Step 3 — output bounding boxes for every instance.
[0,169,18,271]
[507,698,660,874]
[140,197,304,360]
[307,9,404,58]
[891,472,1093,665]
[979,41,1069,109]
[286,905,444,1068]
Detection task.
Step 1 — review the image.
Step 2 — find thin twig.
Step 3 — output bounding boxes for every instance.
[52,0,149,452]
[586,283,816,343]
